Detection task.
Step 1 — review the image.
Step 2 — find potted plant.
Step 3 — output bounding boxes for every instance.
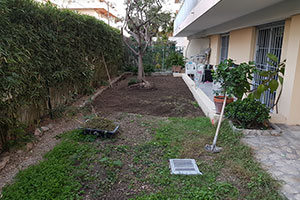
[166,52,185,72]
[212,59,255,113]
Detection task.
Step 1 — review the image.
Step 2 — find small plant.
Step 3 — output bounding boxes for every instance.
[248,53,286,112]
[225,98,270,129]
[144,64,155,75]
[128,78,138,86]
[84,117,116,131]
[165,52,185,69]
[213,59,255,99]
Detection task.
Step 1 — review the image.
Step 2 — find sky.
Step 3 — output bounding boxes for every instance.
[109,0,181,19]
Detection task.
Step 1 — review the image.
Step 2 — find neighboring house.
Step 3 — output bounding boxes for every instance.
[164,0,188,51]
[35,0,122,29]
[173,0,300,125]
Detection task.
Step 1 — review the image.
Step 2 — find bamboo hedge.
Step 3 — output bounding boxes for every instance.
[0,0,124,151]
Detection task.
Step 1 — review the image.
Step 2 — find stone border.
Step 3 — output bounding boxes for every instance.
[228,120,282,136]
[151,71,173,76]
[173,73,185,77]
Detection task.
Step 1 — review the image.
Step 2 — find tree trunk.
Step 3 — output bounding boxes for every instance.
[137,52,144,82]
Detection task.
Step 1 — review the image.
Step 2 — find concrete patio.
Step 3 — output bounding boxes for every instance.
[243,125,300,200]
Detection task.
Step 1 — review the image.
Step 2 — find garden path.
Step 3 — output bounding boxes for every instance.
[242,125,300,200]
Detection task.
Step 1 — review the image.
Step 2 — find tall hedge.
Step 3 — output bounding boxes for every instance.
[0,0,124,151]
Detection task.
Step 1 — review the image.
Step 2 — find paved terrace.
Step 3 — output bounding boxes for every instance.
[242,125,300,200]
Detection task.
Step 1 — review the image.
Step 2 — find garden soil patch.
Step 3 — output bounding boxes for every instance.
[93,75,205,117]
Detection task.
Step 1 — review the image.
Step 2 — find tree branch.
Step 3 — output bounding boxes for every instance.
[123,37,138,56]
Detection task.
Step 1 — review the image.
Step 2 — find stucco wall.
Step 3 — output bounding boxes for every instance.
[186,38,210,59]
[228,27,256,64]
[209,34,220,65]
[76,9,100,19]
[277,15,300,125]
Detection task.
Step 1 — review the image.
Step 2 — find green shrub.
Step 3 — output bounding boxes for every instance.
[144,64,155,75]
[0,0,124,151]
[165,52,185,69]
[225,98,270,129]
[128,78,138,86]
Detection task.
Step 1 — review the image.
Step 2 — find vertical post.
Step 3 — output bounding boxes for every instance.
[162,47,165,70]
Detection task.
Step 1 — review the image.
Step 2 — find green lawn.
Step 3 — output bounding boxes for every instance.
[0,116,283,200]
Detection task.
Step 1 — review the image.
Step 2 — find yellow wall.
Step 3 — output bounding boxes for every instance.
[228,27,256,64]
[209,34,220,65]
[278,15,300,125]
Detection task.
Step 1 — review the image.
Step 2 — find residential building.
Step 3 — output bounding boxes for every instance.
[166,0,188,51]
[173,0,300,125]
[35,0,122,29]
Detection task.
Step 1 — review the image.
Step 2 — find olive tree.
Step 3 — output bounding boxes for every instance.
[122,0,171,84]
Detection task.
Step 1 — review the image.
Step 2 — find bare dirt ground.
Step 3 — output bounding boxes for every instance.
[93,75,205,118]
[0,75,204,194]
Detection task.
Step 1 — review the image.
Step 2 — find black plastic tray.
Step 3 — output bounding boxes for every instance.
[81,125,120,137]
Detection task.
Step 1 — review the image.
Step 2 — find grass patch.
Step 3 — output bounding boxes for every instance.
[0,117,283,200]
[132,118,281,199]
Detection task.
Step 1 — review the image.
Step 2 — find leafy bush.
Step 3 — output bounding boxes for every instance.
[212,59,255,99]
[225,98,270,129]
[0,0,124,151]
[144,64,155,75]
[165,52,185,68]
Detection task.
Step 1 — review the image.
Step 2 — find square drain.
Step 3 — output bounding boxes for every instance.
[169,159,202,175]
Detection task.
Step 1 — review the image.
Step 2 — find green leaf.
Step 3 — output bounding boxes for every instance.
[99,157,108,162]
[257,84,266,94]
[112,160,122,167]
[267,53,278,63]
[248,93,254,99]
[280,67,285,75]
[259,71,269,77]
[254,91,262,99]
[269,79,279,93]
[278,76,284,85]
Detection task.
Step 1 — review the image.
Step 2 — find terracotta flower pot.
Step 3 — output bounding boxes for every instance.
[214,96,234,114]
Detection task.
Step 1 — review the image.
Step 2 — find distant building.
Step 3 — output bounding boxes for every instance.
[35,0,122,29]
[166,0,188,52]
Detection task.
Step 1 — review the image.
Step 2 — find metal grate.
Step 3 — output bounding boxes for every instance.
[254,22,285,108]
[169,159,202,175]
[220,33,230,63]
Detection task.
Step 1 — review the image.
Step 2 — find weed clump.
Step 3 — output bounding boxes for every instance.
[84,117,116,130]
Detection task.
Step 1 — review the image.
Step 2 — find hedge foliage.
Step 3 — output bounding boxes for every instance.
[225,98,270,129]
[0,0,124,151]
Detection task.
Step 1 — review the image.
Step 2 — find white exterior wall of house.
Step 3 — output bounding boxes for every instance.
[185,38,210,59]
[35,0,122,29]
[174,0,300,125]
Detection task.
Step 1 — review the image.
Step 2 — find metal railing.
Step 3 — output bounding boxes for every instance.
[174,0,200,33]
[253,22,285,109]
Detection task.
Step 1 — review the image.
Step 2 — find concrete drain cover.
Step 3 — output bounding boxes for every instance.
[169,159,202,175]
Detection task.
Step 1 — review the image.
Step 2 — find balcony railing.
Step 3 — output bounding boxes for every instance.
[174,0,200,33]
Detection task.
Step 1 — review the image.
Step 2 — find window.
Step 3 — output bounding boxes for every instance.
[254,22,285,108]
[220,34,229,63]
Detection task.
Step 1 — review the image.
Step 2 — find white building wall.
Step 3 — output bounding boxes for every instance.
[185,38,210,59]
